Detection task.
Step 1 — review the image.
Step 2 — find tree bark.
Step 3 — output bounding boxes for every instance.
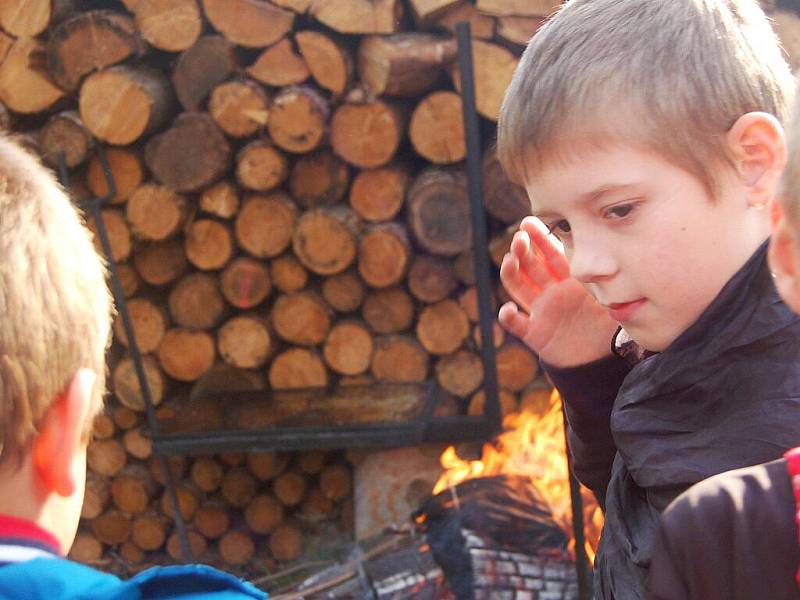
[483,149,530,223]
[289,148,349,209]
[39,110,95,168]
[172,35,236,111]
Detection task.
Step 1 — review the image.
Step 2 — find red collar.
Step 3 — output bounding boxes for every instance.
[0,514,61,555]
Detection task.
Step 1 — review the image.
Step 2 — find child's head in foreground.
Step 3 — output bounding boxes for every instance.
[498,0,795,352]
[0,136,111,552]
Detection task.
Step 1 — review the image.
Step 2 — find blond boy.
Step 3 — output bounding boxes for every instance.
[646,84,800,600]
[497,1,800,598]
[0,137,263,598]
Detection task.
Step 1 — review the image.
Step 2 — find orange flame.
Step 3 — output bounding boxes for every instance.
[433,389,603,563]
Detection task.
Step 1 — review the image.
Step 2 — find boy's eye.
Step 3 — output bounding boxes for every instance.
[604,203,635,219]
[546,219,571,237]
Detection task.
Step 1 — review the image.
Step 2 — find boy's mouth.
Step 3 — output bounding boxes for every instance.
[606,299,647,322]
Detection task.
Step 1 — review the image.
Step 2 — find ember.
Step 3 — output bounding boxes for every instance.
[433,390,603,563]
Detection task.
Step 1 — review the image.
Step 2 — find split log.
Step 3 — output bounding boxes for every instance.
[247,37,309,87]
[349,163,409,223]
[91,509,131,545]
[79,66,172,144]
[321,270,365,313]
[221,468,257,508]
[92,413,115,440]
[113,297,167,354]
[166,530,206,561]
[496,343,538,392]
[0,0,58,37]
[236,140,289,192]
[144,112,231,192]
[172,35,236,111]
[289,149,350,209]
[246,452,290,481]
[113,406,139,430]
[111,465,154,514]
[297,450,326,475]
[39,110,94,168]
[0,36,64,114]
[483,149,530,223]
[209,79,269,138]
[131,513,167,551]
[468,388,518,417]
[112,355,165,411]
[87,147,143,204]
[235,192,297,258]
[449,40,518,121]
[220,257,272,309]
[123,427,152,460]
[160,486,199,522]
[202,0,294,48]
[435,2,495,39]
[408,254,458,303]
[407,168,471,256]
[268,347,329,389]
[272,471,308,507]
[194,503,230,539]
[361,286,413,334]
[190,457,224,492]
[310,0,402,34]
[130,0,202,52]
[70,533,103,563]
[218,315,274,369]
[157,328,215,382]
[497,16,546,46]
[292,207,357,275]
[270,254,309,293]
[435,348,484,397]
[268,523,303,561]
[244,494,284,534]
[297,487,335,523]
[116,264,140,298]
[87,209,131,262]
[82,471,110,519]
[46,11,144,92]
[331,100,404,168]
[358,34,456,97]
[409,91,465,164]
[219,530,255,566]
[295,30,352,95]
[185,219,234,270]
[200,181,239,219]
[319,464,352,501]
[267,86,327,154]
[133,239,188,287]
[272,291,331,345]
[323,320,374,375]
[408,0,459,21]
[168,272,226,330]
[126,183,186,241]
[272,0,311,12]
[370,335,429,382]
[475,0,561,17]
[357,223,411,288]
[416,299,469,355]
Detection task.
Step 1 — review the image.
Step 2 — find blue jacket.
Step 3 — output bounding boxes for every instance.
[0,557,267,599]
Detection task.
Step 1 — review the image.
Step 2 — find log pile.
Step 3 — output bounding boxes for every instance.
[4,0,793,581]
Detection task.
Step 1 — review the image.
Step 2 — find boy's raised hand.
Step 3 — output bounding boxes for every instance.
[498,217,619,367]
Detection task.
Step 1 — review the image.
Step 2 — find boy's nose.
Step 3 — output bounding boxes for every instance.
[568,242,618,284]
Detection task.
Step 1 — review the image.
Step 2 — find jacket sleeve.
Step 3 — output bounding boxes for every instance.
[542,354,631,507]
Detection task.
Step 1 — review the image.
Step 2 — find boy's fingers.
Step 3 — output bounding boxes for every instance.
[500,253,541,311]
[512,231,558,290]
[520,217,570,281]
[498,302,531,340]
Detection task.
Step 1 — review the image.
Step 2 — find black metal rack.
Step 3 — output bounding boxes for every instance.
[59,21,589,600]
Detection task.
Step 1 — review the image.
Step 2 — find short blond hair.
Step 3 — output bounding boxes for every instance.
[0,137,112,461]
[498,0,795,195]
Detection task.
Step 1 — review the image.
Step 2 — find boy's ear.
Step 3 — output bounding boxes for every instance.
[769,200,800,314]
[32,369,95,497]
[726,112,787,208]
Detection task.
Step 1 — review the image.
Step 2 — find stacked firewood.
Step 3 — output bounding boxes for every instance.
[2,0,796,580]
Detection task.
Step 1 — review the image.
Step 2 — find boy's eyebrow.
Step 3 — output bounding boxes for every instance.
[531,183,639,217]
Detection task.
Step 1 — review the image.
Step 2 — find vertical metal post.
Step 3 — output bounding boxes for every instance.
[59,150,194,563]
[562,406,592,600]
[455,22,501,434]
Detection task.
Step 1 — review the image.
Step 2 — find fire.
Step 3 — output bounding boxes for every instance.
[433,389,603,563]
